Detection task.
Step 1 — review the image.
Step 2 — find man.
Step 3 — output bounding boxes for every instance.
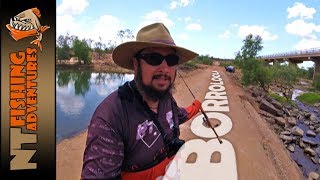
[81,22,201,179]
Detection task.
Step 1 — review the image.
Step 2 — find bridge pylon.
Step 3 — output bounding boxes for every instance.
[313,58,320,80]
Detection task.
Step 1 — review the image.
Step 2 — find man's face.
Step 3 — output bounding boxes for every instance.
[133,47,177,98]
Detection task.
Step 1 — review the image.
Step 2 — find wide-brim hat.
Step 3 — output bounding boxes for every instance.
[112,22,198,70]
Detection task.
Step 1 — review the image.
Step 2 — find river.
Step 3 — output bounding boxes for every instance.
[290,89,320,177]
[56,69,134,143]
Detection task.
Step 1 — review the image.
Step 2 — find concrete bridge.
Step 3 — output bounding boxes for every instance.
[258,48,320,80]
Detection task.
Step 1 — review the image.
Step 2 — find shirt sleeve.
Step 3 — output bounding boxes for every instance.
[177,99,201,124]
[177,106,188,124]
[184,99,201,120]
[81,101,124,180]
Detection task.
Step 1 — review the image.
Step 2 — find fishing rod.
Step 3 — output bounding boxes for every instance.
[177,70,223,144]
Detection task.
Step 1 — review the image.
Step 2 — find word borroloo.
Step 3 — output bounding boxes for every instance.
[161,70,237,180]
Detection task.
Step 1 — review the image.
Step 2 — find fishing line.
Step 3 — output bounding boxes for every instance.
[177,70,223,144]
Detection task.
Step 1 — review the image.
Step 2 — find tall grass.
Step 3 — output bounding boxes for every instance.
[297,92,320,105]
[269,93,296,107]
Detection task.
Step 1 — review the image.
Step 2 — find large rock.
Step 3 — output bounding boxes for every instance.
[252,89,263,97]
[275,117,286,126]
[280,135,294,142]
[271,100,283,110]
[308,171,319,180]
[287,117,297,126]
[306,130,317,137]
[302,137,318,146]
[259,99,281,116]
[299,141,307,148]
[291,109,300,117]
[292,126,304,136]
[304,147,316,156]
[309,114,318,121]
[287,145,295,152]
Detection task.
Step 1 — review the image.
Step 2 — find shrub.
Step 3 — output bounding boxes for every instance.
[240,58,272,90]
[182,60,197,69]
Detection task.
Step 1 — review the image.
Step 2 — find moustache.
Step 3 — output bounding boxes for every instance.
[152,74,171,81]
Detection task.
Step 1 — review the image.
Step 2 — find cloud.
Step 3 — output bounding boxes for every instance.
[57,14,123,46]
[294,38,320,50]
[219,30,231,39]
[286,3,320,51]
[56,83,85,115]
[186,23,202,31]
[57,0,89,15]
[138,10,174,30]
[287,2,316,19]
[57,15,83,36]
[185,17,192,23]
[89,15,123,43]
[170,0,194,9]
[238,25,278,41]
[285,19,320,37]
[170,1,178,9]
[176,33,189,40]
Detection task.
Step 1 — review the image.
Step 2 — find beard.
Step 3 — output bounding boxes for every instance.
[135,63,176,102]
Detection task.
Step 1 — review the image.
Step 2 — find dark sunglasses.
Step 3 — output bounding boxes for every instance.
[136,53,179,67]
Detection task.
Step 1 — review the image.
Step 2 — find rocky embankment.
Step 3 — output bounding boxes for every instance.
[249,87,320,179]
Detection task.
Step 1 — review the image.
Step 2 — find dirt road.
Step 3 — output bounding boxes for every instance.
[56,65,304,180]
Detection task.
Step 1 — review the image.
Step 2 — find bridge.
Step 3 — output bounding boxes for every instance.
[258,48,320,80]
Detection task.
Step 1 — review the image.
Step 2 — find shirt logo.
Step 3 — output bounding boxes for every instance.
[166,111,174,129]
[136,120,161,148]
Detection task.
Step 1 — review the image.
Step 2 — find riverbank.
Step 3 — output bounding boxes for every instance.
[227,70,320,178]
[56,60,134,74]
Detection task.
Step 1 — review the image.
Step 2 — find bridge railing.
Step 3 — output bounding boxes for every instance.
[259,47,320,59]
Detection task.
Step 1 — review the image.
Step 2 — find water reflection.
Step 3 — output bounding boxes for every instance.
[56,70,134,142]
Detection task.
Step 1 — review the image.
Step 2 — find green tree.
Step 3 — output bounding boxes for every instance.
[72,38,92,64]
[241,34,263,59]
[57,44,71,60]
[237,34,270,89]
[56,35,72,60]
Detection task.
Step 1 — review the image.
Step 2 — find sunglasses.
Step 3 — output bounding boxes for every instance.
[136,53,179,67]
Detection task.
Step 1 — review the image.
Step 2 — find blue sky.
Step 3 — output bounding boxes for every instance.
[56,0,320,68]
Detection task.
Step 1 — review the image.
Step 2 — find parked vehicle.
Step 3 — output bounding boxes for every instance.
[225,65,235,73]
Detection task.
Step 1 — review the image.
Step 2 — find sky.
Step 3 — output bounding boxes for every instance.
[56,0,320,69]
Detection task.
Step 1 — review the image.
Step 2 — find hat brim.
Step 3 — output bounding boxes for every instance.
[112,41,199,70]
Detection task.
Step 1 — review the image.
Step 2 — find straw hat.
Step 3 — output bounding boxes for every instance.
[112,22,198,70]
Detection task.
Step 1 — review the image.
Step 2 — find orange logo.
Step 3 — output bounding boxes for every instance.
[6,7,50,51]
